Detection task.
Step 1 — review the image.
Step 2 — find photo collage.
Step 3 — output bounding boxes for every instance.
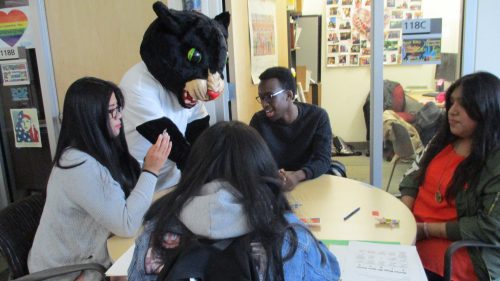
[326,0,423,67]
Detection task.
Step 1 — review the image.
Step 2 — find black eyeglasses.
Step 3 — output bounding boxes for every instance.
[255,89,286,104]
[108,106,122,119]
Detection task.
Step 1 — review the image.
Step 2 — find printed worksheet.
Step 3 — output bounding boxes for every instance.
[106,244,134,277]
[329,241,427,281]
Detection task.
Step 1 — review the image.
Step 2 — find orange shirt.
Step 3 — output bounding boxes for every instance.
[413,144,477,281]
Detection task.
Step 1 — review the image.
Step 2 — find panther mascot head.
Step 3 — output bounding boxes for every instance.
[140,1,230,108]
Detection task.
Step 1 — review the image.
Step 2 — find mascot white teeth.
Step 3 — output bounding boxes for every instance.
[120,1,230,190]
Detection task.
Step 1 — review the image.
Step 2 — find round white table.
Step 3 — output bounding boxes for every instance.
[288,175,416,245]
[107,175,417,261]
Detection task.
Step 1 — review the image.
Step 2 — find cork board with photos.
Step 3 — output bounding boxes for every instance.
[326,0,422,67]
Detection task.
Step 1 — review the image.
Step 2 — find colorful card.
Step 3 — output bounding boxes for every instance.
[300,217,321,227]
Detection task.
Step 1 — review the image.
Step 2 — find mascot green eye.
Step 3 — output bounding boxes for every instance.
[187,48,202,63]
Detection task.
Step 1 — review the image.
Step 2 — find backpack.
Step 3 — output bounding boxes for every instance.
[155,233,260,281]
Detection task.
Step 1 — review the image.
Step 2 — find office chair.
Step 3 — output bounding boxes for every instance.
[386,122,417,191]
[0,194,106,281]
[363,80,417,142]
[327,160,347,178]
[443,240,500,281]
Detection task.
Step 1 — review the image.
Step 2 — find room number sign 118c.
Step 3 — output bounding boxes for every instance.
[402,19,431,35]
[0,48,19,60]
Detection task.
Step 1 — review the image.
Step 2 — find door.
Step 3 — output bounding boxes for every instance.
[0,0,59,206]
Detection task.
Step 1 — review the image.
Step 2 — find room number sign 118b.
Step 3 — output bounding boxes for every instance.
[0,48,19,60]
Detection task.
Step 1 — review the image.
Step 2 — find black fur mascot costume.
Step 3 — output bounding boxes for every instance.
[120,2,230,190]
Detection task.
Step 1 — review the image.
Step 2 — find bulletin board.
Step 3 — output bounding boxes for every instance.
[325,0,422,67]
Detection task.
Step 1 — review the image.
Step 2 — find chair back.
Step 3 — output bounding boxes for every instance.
[327,160,347,177]
[390,82,406,112]
[391,122,416,159]
[444,240,500,281]
[0,194,45,278]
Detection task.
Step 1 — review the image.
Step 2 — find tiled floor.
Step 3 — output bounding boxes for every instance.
[336,154,412,195]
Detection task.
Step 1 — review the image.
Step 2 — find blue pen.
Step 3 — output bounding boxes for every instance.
[343,207,360,221]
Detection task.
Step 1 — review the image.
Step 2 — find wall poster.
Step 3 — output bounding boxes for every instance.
[326,0,423,67]
[248,0,279,84]
[10,108,41,148]
[0,6,34,48]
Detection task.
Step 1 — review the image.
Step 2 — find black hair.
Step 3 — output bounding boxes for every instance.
[416,71,500,200]
[259,66,297,96]
[146,121,300,280]
[53,77,140,197]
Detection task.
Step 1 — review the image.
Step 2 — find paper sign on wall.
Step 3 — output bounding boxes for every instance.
[248,0,279,84]
[0,6,34,48]
[401,18,442,65]
[10,108,42,148]
[0,58,30,85]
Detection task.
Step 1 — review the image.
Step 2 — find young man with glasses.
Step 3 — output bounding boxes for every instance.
[250,67,335,191]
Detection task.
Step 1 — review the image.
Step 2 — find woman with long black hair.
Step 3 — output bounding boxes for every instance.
[28,77,172,280]
[128,121,340,281]
[399,72,500,280]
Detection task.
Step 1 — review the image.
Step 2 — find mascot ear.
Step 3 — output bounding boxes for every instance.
[214,11,230,31]
[152,1,182,35]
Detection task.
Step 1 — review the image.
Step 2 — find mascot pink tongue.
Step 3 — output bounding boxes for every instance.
[207,90,220,100]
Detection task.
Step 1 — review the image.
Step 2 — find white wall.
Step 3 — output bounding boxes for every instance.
[303,0,462,142]
[475,0,500,77]
[421,0,461,54]
[167,0,183,10]
[301,0,323,15]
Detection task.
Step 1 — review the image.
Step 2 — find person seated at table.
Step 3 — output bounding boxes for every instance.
[28,77,172,281]
[250,66,341,191]
[399,71,500,281]
[128,121,340,281]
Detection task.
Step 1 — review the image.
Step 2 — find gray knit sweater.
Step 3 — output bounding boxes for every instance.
[27,148,157,280]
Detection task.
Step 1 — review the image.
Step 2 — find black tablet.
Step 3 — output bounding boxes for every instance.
[136,117,173,144]
[136,117,190,169]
